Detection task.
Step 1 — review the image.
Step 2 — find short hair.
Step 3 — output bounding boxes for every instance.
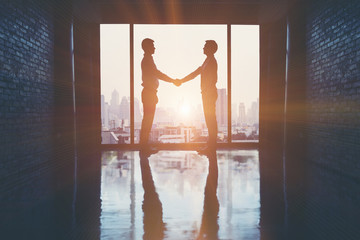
[205,40,218,54]
[142,38,154,51]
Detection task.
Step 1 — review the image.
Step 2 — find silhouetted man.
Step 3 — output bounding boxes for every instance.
[140,38,175,155]
[176,40,218,153]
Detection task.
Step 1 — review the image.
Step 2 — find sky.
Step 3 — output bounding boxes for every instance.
[100,24,259,112]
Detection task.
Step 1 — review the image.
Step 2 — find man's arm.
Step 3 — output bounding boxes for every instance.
[147,57,174,83]
[180,66,202,84]
[156,70,175,83]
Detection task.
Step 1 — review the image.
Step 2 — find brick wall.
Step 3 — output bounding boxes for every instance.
[306,0,360,180]
[305,0,360,238]
[0,0,56,231]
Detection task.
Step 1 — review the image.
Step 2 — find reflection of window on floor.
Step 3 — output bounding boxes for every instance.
[100,24,259,144]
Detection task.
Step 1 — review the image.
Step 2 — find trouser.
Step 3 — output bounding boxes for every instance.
[140,89,158,146]
[202,90,218,147]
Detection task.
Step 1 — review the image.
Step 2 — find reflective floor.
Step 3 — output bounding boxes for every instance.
[100,150,260,240]
[2,149,359,240]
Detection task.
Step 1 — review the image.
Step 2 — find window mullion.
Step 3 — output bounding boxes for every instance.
[227,24,232,143]
[130,24,134,145]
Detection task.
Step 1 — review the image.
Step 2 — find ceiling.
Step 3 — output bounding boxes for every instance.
[73,0,290,24]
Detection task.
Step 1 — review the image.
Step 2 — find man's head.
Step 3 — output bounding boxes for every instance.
[142,38,155,54]
[203,40,218,56]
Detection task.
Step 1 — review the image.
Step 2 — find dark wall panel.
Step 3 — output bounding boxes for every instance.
[0,0,56,237]
[305,0,360,238]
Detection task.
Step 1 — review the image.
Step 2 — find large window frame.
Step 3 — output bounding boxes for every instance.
[101,24,259,149]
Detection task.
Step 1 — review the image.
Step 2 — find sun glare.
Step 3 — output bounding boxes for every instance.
[180,103,191,116]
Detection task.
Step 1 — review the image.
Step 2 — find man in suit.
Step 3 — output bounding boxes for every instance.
[140,38,176,155]
[176,40,219,154]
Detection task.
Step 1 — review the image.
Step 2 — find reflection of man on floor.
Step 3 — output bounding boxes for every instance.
[176,40,219,153]
[197,150,219,239]
[140,38,176,155]
[139,152,166,239]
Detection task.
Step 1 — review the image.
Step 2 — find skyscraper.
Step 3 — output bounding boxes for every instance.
[238,102,246,126]
[101,95,105,126]
[232,103,238,125]
[254,98,259,124]
[134,97,142,125]
[119,96,130,124]
[247,98,259,125]
[216,88,227,128]
[104,102,109,129]
[110,89,119,107]
[101,95,110,129]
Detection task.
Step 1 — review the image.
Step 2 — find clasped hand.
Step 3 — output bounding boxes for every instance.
[173,79,183,87]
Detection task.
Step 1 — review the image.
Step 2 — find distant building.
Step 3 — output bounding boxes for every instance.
[110,89,119,107]
[101,94,110,129]
[134,97,142,124]
[158,134,184,143]
[216,88,227,128]
[101,95,105,126]
[119,96,130,123]
[154,107,172,125]
[101,131,119,144]
[108,89,120,128]
[238,102,246,126]
[232,103,238,125]
[104,102,109,129]
[156,126,194,143]
[247,98,259,125]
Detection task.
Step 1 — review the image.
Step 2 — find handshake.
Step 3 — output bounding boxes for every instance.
[172,79,184,87]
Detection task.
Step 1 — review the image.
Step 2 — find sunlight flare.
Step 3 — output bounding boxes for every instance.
[180,103,191,116]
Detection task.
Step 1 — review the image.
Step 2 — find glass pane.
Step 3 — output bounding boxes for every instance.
[100,24,130,144]
[231,25,259,142]
[134,24,227,144]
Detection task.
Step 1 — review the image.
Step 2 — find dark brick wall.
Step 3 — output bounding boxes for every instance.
[0,0,100,236]
[0,0,56,233]
[304,162,360,239]
[305,0,360,238]
[306,0,360,180]
[0,0,55,198]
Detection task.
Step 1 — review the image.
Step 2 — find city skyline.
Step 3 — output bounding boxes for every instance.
[101,89,259,127]
[101,88,259,144]
[101,89,259,144]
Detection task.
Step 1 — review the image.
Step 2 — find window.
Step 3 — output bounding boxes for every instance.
[100,24,259,145]
[134,24,227,144]
[100,24,130,144]
[231,25,259,142]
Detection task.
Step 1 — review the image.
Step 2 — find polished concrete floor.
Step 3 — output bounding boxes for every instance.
[2,149,359,239]
[100,150,260,240]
